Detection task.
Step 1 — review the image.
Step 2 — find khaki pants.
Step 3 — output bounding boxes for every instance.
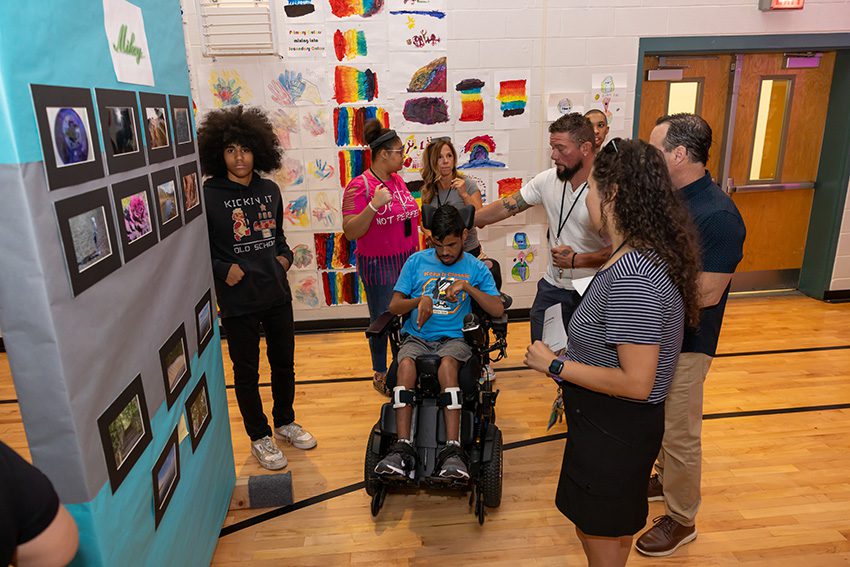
[655,352,713,527]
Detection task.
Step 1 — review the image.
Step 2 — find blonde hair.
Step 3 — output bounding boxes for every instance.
[420,138,464,204]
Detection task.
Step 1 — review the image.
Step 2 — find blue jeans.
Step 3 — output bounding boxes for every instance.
[363,278,396,373]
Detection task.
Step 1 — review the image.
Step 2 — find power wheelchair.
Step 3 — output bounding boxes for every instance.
[363,204,511,524]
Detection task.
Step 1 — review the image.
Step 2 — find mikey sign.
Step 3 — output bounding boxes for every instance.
[104,0,154,86]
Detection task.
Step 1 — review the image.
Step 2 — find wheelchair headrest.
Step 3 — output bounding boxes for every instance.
[421,203,475,231]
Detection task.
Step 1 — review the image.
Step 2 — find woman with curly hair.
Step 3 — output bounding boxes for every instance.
[419,138,483,255]
[524,138,701,567]
[198,106,316,471]
[342,120,421,395]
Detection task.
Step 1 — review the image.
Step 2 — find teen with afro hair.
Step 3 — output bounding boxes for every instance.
[198,106,316,470]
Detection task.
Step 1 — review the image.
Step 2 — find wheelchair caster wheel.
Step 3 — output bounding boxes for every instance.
[476,495,485,525]
[371,485,386,517]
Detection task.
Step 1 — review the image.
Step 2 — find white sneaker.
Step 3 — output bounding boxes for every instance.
[274,422,317,450]
[251,436,287,470]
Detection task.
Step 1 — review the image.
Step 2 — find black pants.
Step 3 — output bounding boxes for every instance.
[529,278,582,343]
[221,302,296,441]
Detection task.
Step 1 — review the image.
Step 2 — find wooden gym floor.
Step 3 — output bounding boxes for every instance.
[2,293,850,565]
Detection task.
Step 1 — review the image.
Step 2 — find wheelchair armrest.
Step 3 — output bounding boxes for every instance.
[365,311,398,338]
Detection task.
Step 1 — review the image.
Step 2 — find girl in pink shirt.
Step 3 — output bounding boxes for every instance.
[342,121,420,394]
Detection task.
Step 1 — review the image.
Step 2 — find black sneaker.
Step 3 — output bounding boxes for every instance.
[374,441,417,478]
[437,443,469,480]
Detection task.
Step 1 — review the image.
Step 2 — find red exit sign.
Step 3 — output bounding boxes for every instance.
[759,0,804,10]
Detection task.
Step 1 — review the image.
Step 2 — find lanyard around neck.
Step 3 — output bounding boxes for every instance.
[435,185,454,208]
[556,180,588,241]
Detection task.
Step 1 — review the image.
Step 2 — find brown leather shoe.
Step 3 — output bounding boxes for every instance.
[647,474,664,502]
[635,515,697,557]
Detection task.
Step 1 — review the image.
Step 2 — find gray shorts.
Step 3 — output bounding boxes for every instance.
[397,335,473,363]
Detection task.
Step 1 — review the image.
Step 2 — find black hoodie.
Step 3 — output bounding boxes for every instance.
[204,174,293,318]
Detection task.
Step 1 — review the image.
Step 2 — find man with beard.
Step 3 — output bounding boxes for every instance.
[374,205,504,481]
[475,113,610,341]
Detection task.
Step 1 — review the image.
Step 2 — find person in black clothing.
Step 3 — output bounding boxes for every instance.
[636,113,746,556]
[1,441,79,566]
[198,106,316,471]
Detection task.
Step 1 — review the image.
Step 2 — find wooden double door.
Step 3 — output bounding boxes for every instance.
[639,51,836,289]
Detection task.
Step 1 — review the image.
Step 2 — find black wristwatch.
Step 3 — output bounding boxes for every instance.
[548,357,565,377]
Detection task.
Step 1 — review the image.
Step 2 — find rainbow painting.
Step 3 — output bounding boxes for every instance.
[455,78,485,122]
[408,56,447,92]
[338,149,372,188]
[497,177,523,198]
[458,135,506,169]
[497,79,528,117]
[321,271,366,306]
[333,29,367,61]
[314,232,357,270]
[334,66,379,103]
[329,0,384,18]
[333,106,389,147]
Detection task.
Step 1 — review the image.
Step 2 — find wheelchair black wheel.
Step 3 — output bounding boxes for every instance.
[481,428,503,508]
[364,427,383,497]
[476,491,485,525]
[371,485,386,517]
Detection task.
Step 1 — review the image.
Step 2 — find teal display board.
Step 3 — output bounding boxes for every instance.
[0,2,234,565]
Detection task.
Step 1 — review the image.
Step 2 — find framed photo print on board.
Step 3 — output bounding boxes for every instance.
[31,84,104,190]
[178,160,203,223]
[195,289,214,354]
[185,374,212,452]
[111,175,159,263]
[149,166,183,240]
[139,92,174,164]
[168,94,195,158]
[96,374,153,493]
[54,187,122,296]
[152,427,180,528]
[159,324,192,409]
[95,88,146,174]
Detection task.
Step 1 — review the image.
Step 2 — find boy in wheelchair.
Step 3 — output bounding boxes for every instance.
[374,205,505,481]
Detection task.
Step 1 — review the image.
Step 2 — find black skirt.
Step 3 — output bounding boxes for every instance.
[556,381,665,537]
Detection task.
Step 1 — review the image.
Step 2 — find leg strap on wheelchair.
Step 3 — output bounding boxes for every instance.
[439,387,463,410]
[393,386,415,409]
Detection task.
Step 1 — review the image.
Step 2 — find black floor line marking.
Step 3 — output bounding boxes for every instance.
[218,398,850,537]
[4,344,850,405]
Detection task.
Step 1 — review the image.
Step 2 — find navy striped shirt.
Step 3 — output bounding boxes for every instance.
[566,250,685,404]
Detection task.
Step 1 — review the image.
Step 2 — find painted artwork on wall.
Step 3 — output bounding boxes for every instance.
[270,108,301,150]
[492,170,528,204]
[305,149,340,189]
[494,70,531,129]
[283,192,312,229]
[463,171,491,205]
[328,0,384,18]
[399,131,450,172]
[451,71,492,130]
[199,62,263,109]
[388,9,446,51]
[310,190,342,229]
[299,106,334,148]
[333,105,389,146]
[332,22,386,62]
[286,233,317,270]
[320,270,366,305]
[264,65,328,106]
[456,132,508,169]
[290,271,323,309]
[333,65,379,103]
[273,152,307,189]
[589,73,627,131]
[337,148,371,188]
[510,248,536,282]
[281,0,320,19]
[314,232,356,269]
[399,95,450,129]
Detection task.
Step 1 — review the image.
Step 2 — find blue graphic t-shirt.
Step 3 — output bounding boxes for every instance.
[393,248,500,341]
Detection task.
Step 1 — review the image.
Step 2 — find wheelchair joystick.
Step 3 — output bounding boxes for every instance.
[462,313,486,351]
